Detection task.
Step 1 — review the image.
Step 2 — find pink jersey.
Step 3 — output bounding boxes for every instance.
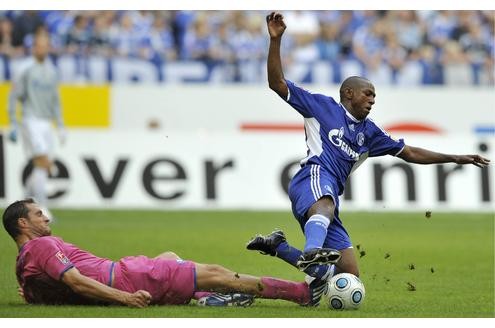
[16,235,197,305]
[16,236,114,305]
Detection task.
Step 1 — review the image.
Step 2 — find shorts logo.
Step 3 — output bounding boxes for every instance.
[55,251,70,265]
[176,259,185,264]
[356,132,365,146]
[324,185,333,194]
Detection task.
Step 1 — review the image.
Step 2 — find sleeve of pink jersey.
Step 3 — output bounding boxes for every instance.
[31,237,74,281]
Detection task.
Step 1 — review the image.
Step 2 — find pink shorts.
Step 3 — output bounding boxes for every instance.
[113,256,196,305]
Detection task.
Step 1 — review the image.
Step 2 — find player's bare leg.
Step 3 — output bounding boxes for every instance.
[307,196,335,218]
[194,263,310,305]
[334,248,359,277]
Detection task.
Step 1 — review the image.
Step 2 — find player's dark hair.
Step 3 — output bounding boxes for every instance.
[2,198,35,240]
[339,76,370,100]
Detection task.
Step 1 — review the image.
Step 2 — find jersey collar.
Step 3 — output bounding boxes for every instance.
[339,103,362,123]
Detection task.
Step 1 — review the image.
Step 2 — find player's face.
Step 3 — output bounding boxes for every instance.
[33,35,50,61]
[24,203,52,237]
[352,82,376,120]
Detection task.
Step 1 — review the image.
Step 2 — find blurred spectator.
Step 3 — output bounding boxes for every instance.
[283,11,320,63]
[426,11,457,49]
[65,14,91,55]
[316,21,342,62]
[230,12,266,82]
[0,10,493,86]
[183,14,216,64]
[419,44,444,84]
[145,13,177,64]
[382,33,408,82]
[352,18,386,73]
[171,11,195,60]
[110,12,146,59]
[89,14,112,57]
[11,11,44,51]
[0,17,15,57]
[43,11,74,53]
[441,41,472,85]
[460,23,492,66]
[392,11,425,52]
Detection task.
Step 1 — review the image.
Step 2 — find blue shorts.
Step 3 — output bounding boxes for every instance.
[288,164,352,250]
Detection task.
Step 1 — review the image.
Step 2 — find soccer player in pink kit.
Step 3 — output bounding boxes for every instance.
[3,198,313,307]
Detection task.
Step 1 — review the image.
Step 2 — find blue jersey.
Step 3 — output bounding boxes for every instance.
[285,80,406,195]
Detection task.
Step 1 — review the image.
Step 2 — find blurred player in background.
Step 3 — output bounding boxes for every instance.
[6,27,66,221]
[247,12,491,306]
[3,198,317,308]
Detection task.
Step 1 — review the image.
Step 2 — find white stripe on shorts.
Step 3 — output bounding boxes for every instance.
[310,165,322,200]
[310,165,318,200]
[315,165,323,198]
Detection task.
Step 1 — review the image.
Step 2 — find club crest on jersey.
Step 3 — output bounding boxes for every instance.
[55,251,70,265]
[356,132,365,146]
[329,127,360,160]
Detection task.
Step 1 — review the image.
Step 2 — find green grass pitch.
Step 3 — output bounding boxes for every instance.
[0,210,493,318]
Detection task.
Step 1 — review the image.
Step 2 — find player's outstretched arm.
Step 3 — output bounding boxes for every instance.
[266,11,288,99]
[61,267,151,308]
[398,145,490,168]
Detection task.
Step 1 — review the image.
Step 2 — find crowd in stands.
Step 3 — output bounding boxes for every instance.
[0,10,493,85]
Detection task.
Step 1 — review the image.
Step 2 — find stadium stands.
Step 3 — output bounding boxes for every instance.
[0,10,493,85]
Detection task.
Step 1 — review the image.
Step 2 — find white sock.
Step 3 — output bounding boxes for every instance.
[29,167,49,205]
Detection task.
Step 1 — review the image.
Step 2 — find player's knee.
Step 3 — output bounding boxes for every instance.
[159,251,179,259]
[308,197,335,219]
[205,264,232,281]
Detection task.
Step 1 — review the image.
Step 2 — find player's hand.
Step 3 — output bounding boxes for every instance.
[8,128,17,143]
[57,127,67,146]
[125,290,152,308]
[455,154,490,168]
[266,12,286,39]
[18,287,26,302]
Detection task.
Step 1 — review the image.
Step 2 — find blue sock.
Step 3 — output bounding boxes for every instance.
[275,241,333,280]
[274,241,302,266]
[305,264,335,280]
[303,214,330,252]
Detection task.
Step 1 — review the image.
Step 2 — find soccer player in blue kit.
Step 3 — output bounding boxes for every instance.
[246,12,491,306]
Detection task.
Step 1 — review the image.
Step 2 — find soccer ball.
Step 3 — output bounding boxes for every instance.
[325,273,365,310]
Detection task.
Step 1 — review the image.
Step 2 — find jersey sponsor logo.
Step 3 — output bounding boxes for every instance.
[356,132,365,146]
[55,251,70,265]
[328,127,360,160]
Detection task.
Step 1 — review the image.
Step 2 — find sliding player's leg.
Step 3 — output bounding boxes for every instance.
[194,262,310,305]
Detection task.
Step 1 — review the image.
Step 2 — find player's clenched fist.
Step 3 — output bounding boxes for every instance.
[266,12,286,39]
[126,290,152,308]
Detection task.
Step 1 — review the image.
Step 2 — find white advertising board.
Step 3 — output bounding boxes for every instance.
[110,85,495,137]
[1,131,493,212]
